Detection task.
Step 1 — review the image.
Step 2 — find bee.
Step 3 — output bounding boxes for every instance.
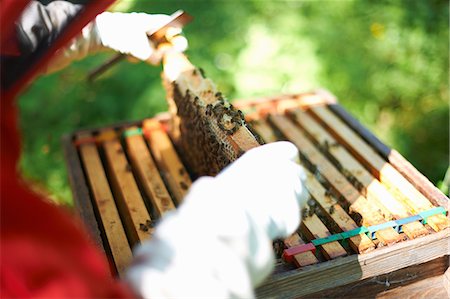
[272,239,285,258]
[146,219,154,228]
[355,181,364,192]
[329,205,335,214]
[212,104,224,117]
[139,223,148,232]
[237,110,245,121]
[302,207,309,219]
[206,104,213,116]
[225,128,235,135]
[179,181,189,190]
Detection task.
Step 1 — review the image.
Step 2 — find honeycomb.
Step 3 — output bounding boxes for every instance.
[163,68,263,177]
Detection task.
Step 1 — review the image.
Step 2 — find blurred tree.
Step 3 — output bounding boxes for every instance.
[297,0,448,183]
[18,0,448,205]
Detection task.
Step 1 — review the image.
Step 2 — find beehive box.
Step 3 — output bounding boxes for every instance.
[63,91,449,298]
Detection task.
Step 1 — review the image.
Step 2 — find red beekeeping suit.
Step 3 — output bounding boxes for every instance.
[1,1,133,297]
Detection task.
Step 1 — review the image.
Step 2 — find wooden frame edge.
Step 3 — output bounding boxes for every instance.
[61,133,105,251]
[444,265,450,296]
[257,229,450,298]
[328,103,449,210]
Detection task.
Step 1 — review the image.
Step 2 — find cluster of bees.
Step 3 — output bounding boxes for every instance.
[319,140,365,192]
[205,92,245,136]
[139,219,155,232]
[170,77,261,177]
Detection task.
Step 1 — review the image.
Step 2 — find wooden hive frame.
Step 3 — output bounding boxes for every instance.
[63,63,449,297]
[233,93,449,298]
[161,52,262,177]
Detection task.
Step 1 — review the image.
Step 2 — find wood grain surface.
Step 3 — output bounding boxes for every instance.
[77,132,132,276]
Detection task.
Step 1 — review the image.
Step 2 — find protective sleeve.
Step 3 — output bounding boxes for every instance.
[13,2,188,74]
[16,1,83,55]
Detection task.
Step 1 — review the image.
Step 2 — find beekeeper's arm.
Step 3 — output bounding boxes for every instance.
[15,1,187,73]
[126,141,309,299]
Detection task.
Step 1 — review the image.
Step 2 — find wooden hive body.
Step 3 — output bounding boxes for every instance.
[63,65,449,297]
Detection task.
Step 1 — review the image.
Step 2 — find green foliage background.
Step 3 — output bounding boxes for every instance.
[18,0,449,205]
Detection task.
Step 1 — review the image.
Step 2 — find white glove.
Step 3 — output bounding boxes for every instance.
[46,12,188,73]
[126,141,308,299]
[95,12,188,63]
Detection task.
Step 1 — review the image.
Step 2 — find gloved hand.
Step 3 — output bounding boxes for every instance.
[126,141,309,299]
[46,11,188,73]
[94,12,188,64]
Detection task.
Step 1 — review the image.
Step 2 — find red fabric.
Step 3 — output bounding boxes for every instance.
[1,168,133,298]
[1,1,135,298]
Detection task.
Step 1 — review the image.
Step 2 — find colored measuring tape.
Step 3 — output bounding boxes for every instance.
[122,122,168,139]
[283,206,447,263]
[122,128,143,138]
